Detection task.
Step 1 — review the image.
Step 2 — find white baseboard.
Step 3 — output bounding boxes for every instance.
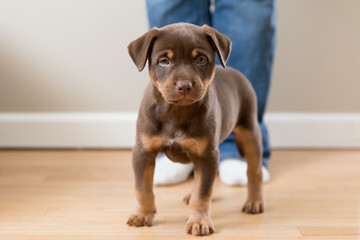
[0,112,360,149]
[0,113,137,149]
[264,113,360,148]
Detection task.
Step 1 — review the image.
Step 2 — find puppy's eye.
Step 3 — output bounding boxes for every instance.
[159,58,170,66]
[196,56,207,65]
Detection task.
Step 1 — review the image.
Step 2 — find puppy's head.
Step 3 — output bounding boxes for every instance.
[128,23,231,106]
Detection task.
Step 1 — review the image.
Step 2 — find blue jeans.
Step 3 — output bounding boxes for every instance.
[146,0,276,167]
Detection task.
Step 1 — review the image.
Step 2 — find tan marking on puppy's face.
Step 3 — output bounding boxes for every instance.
[149,68,171,101]
[167,50,174,59]
[149,68,158,87]
[149,68,167,90]
[193,64,216,101]
[191,49,198,58]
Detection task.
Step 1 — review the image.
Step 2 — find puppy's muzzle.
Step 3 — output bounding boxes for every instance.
[176,80,193,96]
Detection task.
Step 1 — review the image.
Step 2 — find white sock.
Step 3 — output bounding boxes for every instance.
[153,155,194,185]
[219,159,270,186]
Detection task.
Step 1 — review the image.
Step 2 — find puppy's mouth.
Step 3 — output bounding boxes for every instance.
[165,87,208,106]
[170,100,195,106]
[168,96,197,106]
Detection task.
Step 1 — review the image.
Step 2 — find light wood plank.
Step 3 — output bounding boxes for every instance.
[299,226,360,236]
[0,150,359,239]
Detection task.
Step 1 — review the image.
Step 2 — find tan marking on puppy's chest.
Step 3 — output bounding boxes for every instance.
[140,133,208,155]
[176,137,208,156]
[140,134,167,151]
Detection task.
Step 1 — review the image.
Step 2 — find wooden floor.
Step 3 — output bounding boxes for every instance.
[0,150,359,240]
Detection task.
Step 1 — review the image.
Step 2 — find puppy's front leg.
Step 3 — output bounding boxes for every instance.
[186,151,218,236]
[127,145,157,227]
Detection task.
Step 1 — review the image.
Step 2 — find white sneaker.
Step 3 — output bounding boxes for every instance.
[153,155,194,185]
[219,159,270,186]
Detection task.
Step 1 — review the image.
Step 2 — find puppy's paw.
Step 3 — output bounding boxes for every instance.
[127,213,154,227]
[242,200,264,214]
[186,214,215,236]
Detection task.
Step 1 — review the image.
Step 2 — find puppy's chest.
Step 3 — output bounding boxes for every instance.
[140,130,208,156]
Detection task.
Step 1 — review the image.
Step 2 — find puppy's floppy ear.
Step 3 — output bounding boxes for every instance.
[128,27,160,72]
[202,25,232,68]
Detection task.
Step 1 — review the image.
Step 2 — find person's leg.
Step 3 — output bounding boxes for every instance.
[213,0,276,185]
[146,0,211,28]
[146,0,211,185]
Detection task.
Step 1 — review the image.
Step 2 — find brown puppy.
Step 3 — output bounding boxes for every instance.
[126,23,264,236]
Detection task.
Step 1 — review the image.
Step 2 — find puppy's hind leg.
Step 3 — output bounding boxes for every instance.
[233,124,264,214]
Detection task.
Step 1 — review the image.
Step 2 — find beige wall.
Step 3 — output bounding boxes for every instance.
[0,0,359,113]
[268,0,360,112]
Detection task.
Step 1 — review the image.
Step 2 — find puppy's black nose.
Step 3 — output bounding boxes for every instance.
[176,80,192,95]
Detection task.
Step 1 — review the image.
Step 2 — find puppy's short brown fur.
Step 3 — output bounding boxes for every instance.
[126,23,264,236]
